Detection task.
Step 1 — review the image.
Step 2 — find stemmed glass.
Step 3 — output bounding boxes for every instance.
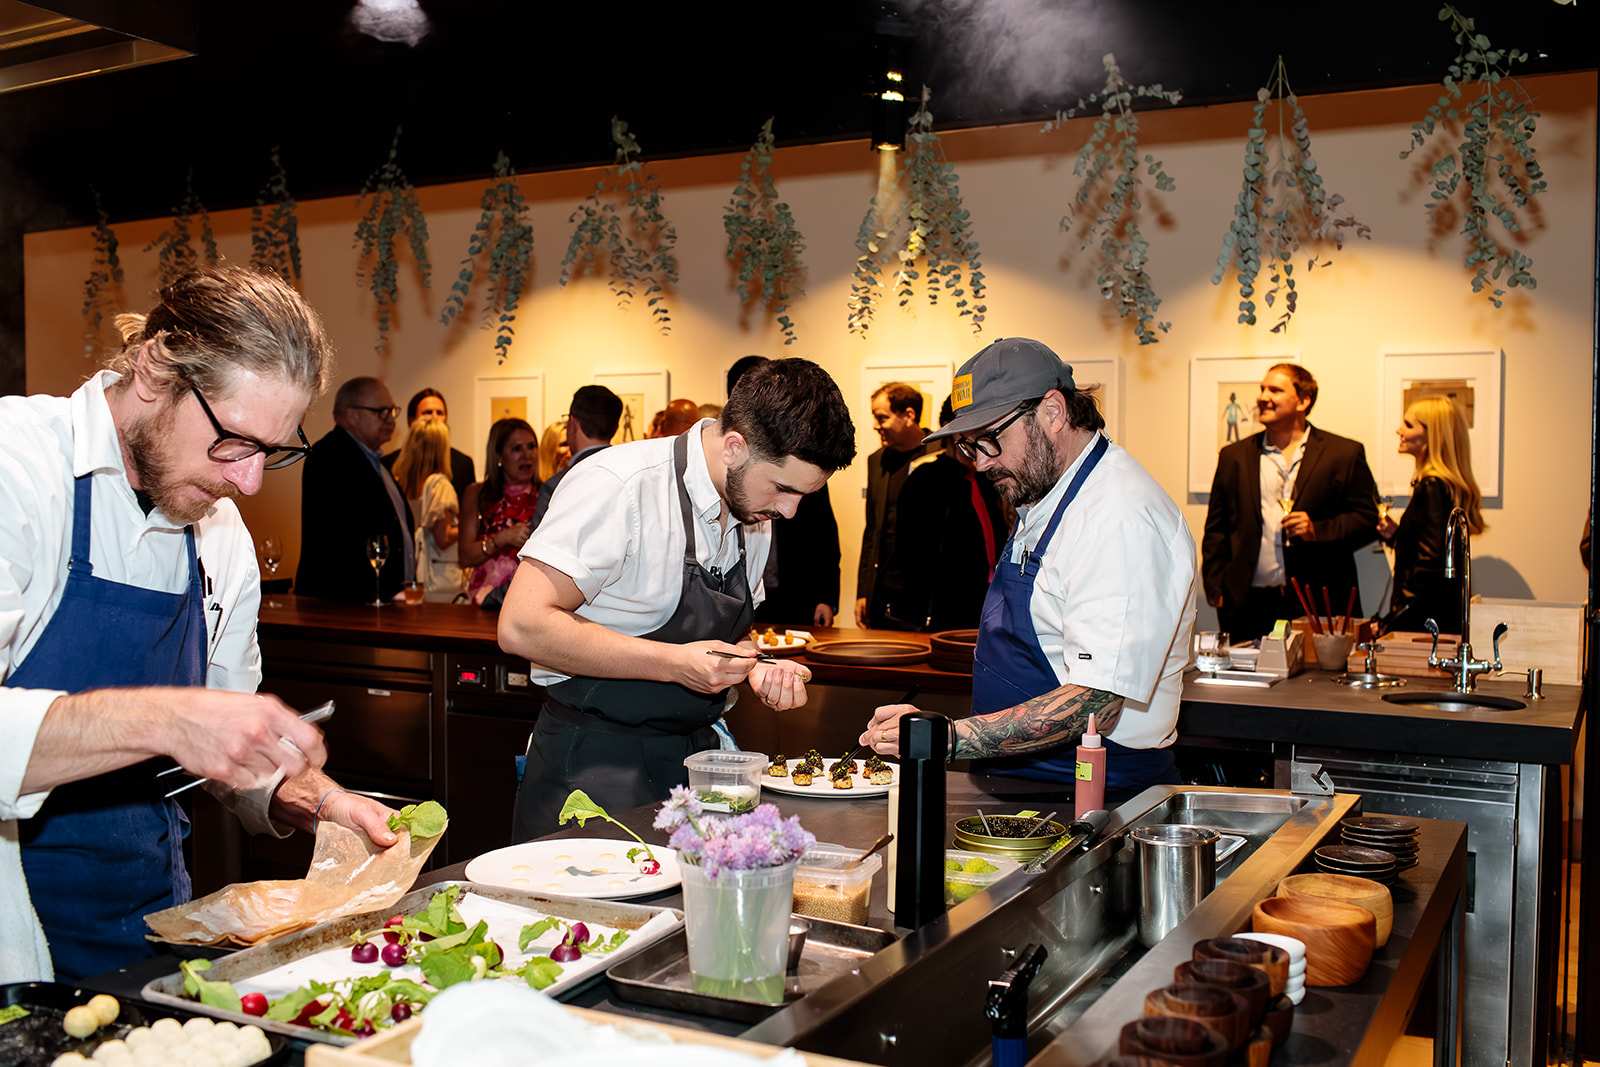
[1278,496,1295,545]
[365,535,389,607]
[259,536,283,608]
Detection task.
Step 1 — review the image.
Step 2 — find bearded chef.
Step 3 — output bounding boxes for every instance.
[861,338,1196,803]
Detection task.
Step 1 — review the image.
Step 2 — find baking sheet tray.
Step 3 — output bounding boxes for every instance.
[140,881,682,1046]
[607,915,896,1023]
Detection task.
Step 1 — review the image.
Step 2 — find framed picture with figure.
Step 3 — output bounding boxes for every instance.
[860,361,954,456]
[1187,356,1295,494]
[1067,357,1122,444]
[473,372,545,466]
[594,370,671,444]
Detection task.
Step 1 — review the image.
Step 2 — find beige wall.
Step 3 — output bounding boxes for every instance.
[24,74,1599,623]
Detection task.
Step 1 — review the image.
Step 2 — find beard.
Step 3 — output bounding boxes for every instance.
[984,415,1064,508]
[124,407,238,524]
[724,460,777,524]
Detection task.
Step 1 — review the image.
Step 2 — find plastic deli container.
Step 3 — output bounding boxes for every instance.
[944,849,1021,905]
[683,750,765,813]
[792,843,882,925]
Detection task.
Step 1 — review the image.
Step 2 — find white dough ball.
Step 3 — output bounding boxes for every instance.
[149,1017,183,1041]
[63,1005,100,1039]
[181,1017,215,1036]
[91,1040,130,1062]
[212,1021,239,1036]
[50,1054,92,1067]
[87,995,120,1028]
[123,1029,155,1051]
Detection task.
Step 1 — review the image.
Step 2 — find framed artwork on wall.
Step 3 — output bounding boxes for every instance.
[1187,355,1294,494]
[473,372,545,466]
[860,361,955,438]
[1377,349,1503,499]
[594,369,671,444]
[1068,357,1122,444]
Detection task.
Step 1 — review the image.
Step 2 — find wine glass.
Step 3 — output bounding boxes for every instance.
[1278,496,1295,544]
[259,536,284,608]
[365,535,389,607]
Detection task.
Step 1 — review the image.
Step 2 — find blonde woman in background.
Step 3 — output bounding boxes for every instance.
[1376,395,1484,634]
[538,416,570,484]
[393,419,467,602]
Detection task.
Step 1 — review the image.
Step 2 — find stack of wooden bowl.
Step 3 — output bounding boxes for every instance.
[1251,870,1391,988]
[928,629,978,673]
[1339,816,1420,872]
[1118,937,1296,1065]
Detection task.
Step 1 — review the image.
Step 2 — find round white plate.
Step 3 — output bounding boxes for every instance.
[464,838,680,899]
[760,757,898,799]
[754,633,808,656]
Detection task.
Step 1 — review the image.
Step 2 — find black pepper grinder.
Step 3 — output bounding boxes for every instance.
[893,712,948,929]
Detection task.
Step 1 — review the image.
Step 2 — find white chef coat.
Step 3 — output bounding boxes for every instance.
[521,420,769,685]
[0,371,264,981]
[1009,433,1197,749]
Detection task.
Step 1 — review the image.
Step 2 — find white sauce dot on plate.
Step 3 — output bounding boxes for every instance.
[511,877,530,886]
[596,852,617,862]
[511,864,532,874]
[543,882,562,890]
[608,879,625,888]
[553,854,573,863]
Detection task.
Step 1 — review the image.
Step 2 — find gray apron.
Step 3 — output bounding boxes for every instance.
[512,431,756,838]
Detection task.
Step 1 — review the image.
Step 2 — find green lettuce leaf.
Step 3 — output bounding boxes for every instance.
[180,959,242,1013]
[387,800,449,839]
[518,956,564,991]
[518,917,564,953]
[556,789,653,860]
[265,981,331,1022]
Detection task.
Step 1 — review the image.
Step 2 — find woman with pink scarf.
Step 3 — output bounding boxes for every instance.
[461,417,539,608]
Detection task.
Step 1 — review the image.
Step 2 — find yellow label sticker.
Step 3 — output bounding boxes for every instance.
[1270,619,1289,639]
[1012,810,1039,819]
[952,373,974,410]
[1075,761,1094,781]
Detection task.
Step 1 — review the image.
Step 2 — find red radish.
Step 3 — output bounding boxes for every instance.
[351,942,379,964]
[385,915,405,928]
[383,916,405,943]
[417,931,435,942]
[640,858,661,875]
[390,1002,412,1023]
[240,993,268,1017]
[354,1021,376,1037]
[293,999,326,1026]
[549,941,582,963]
[380,942,407,968]
[567,922,590,945]
[333,1009,354,1031]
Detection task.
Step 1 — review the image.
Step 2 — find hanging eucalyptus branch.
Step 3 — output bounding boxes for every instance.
[723,119,806,345]
[81,188,123,353]
[1213,57,1371,333]
[354,126,433,352]
[560,117,679,333]
[147,171,220,289]
[845,185,904,337]
[441,150,533,364]
[1401,5,1546,306]
[1043,53,1180,345]
[250,146,302,287]
[900,87,988,333]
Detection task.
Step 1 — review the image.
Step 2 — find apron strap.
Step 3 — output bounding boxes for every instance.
[68,474,95,578]
[672,429,747,578]
[1022,433,1109,575]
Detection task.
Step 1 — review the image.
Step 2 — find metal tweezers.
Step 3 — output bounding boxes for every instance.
[156,700,336,798]
[706,649,777,664]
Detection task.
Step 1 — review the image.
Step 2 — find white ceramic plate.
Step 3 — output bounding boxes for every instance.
[464,838,681,899]
[754,632,808,656]
[760,757,898,799]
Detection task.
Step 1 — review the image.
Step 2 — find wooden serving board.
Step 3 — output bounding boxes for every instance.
[303,1005,872,1066]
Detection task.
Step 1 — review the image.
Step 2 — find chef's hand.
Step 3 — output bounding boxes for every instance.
[1282,512,1317,541]
[673,641,759,693]
[162,691,328,791]
[319,789,400,849]
[860,703,921,756]
[813,603,835,628]
[854,597,868,628]
[1377,512,1398,539]
[748,659,812,711]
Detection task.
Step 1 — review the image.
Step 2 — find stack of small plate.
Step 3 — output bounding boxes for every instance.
[1313,844,1397,885]
[1340,816,1420,872]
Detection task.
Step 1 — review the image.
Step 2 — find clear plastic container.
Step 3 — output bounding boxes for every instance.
[791,843,882,924]
[683,750,765,813]
[944,849,1021,905]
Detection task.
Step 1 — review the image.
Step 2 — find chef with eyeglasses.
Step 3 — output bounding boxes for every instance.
[0,266,394,983]
[860,338,1196,803]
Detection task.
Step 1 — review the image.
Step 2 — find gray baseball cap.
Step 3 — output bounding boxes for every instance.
[926,337,1076,442]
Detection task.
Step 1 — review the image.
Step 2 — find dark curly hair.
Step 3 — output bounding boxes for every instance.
[721,358,856,472]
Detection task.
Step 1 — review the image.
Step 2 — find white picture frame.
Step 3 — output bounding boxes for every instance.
[1069,357,1122,444]
[473,372,546,465]
[594,369,671,444]
[860,360,955,447]
[1187,355,1294,495]
[1376,349,1502,499]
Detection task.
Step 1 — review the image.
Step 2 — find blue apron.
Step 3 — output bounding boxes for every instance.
[972,436,1177,796]
[12,474,204,981]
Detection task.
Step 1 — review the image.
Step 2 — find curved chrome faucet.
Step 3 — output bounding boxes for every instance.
[1425,506,1508,692]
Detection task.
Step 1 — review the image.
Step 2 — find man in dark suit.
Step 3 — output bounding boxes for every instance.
[296,377,415,602]
[1202,363,1378,641]
[382,388,476,499]
[856,382,937,629]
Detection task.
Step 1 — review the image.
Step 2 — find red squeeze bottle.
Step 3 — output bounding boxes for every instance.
[1074,713,1106,819]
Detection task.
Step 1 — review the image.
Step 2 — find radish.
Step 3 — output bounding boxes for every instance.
[351,942,379,964]
[380,942,407,968]
[549,940,582,963]
[390,1002,412,1023]
[240,993,268,1017]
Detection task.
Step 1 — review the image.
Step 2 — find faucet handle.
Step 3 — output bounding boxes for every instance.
[1356,641,1384,674]
[1423,618,1441,666]
[1490,622,1508,669]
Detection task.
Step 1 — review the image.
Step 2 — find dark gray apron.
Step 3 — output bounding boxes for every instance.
[512,431,756,839]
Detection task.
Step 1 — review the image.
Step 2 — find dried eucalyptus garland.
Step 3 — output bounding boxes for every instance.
[147,171,220,290]
[1402,5,1546,306]
[1213,57,1371,332]
[846,186,902,337]
[723,118,806,346]
[81,188,123,353]
[560,117,679,334]
[1043,54,1179,345]
[900,87,987,333]
[354,126,433,352]
[441,150,533,364]
[250,146,302,287]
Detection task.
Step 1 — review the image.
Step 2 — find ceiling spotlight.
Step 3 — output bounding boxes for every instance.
[348,0,432,47]
[872,68,907,152]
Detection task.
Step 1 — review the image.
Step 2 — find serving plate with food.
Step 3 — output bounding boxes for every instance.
[464,839,681,900]
[750,627,809,656]
[760,750,898,799]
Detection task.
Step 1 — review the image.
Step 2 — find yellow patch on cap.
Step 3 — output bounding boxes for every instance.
[951,373,973,410]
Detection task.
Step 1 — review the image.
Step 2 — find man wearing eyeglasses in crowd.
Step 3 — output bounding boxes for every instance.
[859,338,1196,804]
[294,377,416,603]
[0,266,396,984]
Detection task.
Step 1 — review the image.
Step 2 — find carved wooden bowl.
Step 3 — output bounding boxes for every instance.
[1192,936,1291,997]
[1252,896,1376,987]
[1278,872,1394,947]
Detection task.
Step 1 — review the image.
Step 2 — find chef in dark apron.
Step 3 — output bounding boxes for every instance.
[502,359,858,837]
[859,338,1197,806]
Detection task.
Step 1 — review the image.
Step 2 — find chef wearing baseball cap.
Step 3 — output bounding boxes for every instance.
[859,338,1197,802]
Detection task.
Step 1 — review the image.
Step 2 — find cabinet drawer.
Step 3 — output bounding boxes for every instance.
[261,678,432,785]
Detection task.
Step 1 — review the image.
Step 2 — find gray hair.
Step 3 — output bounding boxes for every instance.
[107,264,333,400]
[333,376,386,414]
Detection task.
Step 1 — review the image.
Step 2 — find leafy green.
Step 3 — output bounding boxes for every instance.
[180,959,242,1013]
[414,921,501,991]
[518,956,564,991]
[387,800,449,839]
[384,980,434,1005]
[625,847,649,864]
[439,149,535,363]
[266,981,331,1022]
[556,789,654,862]
[583,929,631,956]
[354,125,433,353]
[723,118,807,346]
[402,886,466,941]
[518,917,564,953]
[415,919,488,959]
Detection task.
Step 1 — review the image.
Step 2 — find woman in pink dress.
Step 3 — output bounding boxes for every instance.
[461,418,539,608]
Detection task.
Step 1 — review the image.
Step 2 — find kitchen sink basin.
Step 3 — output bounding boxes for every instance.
[1382,690,1527,712]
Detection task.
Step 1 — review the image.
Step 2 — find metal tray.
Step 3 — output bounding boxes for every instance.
[0,981,290,1066]
[141,880,682,1046]
[606,914,896,1023]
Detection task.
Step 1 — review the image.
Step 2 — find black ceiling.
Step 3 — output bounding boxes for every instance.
[3,0,1597,234]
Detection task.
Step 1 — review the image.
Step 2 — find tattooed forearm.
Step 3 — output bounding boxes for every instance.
[952,684,1123,759]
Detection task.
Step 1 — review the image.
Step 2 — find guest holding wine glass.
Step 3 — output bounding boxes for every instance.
[1375,396,1484,634]
[461,417,539,609]
[393,418,467,603]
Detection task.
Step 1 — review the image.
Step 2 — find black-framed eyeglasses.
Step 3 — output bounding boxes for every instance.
[350,404,401,420]
[189,385,312,470]
[954,402,1037,462]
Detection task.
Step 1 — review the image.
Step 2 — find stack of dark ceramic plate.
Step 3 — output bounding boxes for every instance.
[1340,815,1420,872]
[1313,844,1398,885]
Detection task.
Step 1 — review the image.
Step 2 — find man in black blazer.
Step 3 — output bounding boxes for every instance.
[856,382,937,628]
[296,377,415,602]
[382,388,476,499]
[1202,364,1378,641]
